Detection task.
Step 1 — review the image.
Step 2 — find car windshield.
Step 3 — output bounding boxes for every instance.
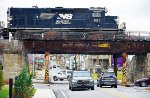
[103,72,115,77]
[61,71,66,74]
[73,71,90,77]
[67,71,72,74]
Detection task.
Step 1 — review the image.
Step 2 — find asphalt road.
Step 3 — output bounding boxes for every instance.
[50,81,150,98]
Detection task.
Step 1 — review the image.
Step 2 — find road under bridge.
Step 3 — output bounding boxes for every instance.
[23,38,150,84]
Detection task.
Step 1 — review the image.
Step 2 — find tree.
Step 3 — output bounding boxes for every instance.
[14,65,33,98]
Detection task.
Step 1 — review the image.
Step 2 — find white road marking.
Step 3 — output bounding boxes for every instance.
[60,89,68,98]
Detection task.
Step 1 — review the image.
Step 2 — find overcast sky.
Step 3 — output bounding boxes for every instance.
[0,0,150,31]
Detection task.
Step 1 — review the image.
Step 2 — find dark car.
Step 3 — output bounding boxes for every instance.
[69,70,94,91]
[97,72,117,88]
[134,75,150,87]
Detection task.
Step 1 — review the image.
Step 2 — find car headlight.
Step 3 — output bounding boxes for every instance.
[89,79,94,82]
[72,79,77,83]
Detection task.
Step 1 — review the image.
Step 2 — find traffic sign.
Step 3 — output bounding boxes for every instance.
[98,43,109,47]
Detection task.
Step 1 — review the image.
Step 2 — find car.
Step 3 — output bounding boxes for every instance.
[97,72,117,88]
[53,70,72,81]
[134,75,150,87]
[65,70,72,80]
[69,70,94,91]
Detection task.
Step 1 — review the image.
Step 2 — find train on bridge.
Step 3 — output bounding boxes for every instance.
[7,7,119,31]
[0,6,127,40]
[1,7,149,41]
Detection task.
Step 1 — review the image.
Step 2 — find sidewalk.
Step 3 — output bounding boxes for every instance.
[33,83,56,98]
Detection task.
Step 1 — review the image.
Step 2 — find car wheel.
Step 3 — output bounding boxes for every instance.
[91,86,94,90]
[140,82,146,87]
[67,75,70,81]
[71,87,74,91]
[53,76,58,81]
[97,81,99,87]
[97,83,99,87]
[100,83,102,87]
[114,84,117,88]
[60,79,63,81]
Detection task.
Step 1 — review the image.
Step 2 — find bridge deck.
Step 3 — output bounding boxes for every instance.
[23,40,150,54]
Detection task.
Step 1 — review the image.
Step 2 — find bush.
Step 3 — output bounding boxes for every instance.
[0,71,4,90]
[0,86,9,98]
[0,63,4,90]
[14,66,33,98]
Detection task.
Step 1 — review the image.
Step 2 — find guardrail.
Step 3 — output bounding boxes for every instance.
[16,31,150,41]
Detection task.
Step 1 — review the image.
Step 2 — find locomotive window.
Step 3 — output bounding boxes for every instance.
[92,12,101,17]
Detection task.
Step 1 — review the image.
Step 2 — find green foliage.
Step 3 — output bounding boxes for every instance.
[14,66,33,98]
[0,71,4,90]
[0,86,9,98]
[0,63,4,90]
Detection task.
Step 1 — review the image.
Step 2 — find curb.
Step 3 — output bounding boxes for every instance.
[50,89,56,98]
[120,83,134,87]
[145,88,150,91]
[124,84,134,87]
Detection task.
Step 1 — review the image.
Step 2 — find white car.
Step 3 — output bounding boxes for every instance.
[53,70,72,81]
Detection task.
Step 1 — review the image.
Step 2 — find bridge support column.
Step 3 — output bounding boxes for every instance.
[113,54,118,77]
[44,52,50,83]
[122,53,127,85]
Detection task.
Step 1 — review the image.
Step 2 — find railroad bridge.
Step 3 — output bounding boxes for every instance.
[0,7,150,84]
[1,30,150,84]
[22,31,150,54]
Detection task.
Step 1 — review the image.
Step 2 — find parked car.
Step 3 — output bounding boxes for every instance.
[97,72,117,88]
[65,70,72,80]
[69,70,94,91]
[53,70,72,81]
[134,75,150,87]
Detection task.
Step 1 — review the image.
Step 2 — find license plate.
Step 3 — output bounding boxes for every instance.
[105,82,110,84]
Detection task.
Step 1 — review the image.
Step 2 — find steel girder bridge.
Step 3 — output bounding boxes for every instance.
[1,29,150,84]
[14,30,150,54]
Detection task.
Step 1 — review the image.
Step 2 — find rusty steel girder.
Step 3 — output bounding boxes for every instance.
[23,40,150,54]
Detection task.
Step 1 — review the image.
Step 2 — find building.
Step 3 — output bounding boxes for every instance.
[85,55,112,69]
